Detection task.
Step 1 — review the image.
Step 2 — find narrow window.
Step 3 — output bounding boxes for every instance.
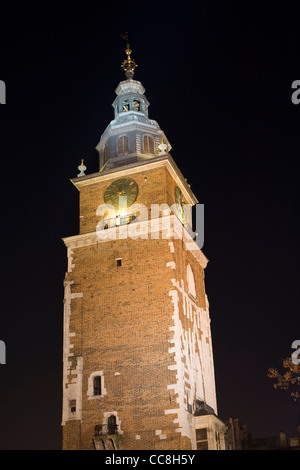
[94,376,101,396]
[196,428,208,450]
[118,136,129,155]
[143,135,154,154]
[186,392,192,413]
[122,99,129,112]
[133,99,140,111]
[69,399,76,414]
[116,259,122,267]
[107,415,117,435]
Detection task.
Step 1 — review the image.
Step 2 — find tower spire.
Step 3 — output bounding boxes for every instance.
[120,32,137,79]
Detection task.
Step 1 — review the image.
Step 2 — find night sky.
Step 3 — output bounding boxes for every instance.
[0,2,299,450]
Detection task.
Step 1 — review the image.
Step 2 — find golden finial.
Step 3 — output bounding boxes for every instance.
[157,137,168,156]
[120,32,137,79]
[77,158,87,177]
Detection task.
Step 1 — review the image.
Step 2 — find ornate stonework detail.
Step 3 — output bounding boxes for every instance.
[165,273,217,447]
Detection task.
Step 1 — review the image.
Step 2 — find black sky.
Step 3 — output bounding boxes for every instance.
[0,2,299,450]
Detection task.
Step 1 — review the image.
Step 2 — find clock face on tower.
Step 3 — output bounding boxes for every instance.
[104,178,138,210]
[175,186,185,222]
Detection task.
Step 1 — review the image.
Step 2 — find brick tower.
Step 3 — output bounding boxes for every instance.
[61,40,226,450]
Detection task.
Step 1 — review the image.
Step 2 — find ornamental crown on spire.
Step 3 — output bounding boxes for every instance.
[120,33,137,79]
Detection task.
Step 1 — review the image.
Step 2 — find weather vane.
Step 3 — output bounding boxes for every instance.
[120,32,137,79]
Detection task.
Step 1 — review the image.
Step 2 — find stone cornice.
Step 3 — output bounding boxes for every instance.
[62,215,208,269]
[71,154,198,205]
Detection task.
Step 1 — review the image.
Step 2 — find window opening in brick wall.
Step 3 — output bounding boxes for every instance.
[69,399,76,413]
[93,376,102,396]
[107,415,117,435]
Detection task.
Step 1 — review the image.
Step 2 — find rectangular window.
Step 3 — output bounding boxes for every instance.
[118,136,129,155]
[116,259,122,267]
[196,428,208,450]
[94,376,102,396]
[69,399,76,413]
[143,135,154,154]
[186,392,192,413]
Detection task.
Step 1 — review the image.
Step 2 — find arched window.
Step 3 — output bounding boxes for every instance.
[107,415,117,435]
[133,99,140,111]
[118,136,129,155]
[93,376,102,396]
[121,99,129,112]
[143,135,154,154]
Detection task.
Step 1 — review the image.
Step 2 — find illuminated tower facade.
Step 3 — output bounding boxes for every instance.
[61,40,226,450]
